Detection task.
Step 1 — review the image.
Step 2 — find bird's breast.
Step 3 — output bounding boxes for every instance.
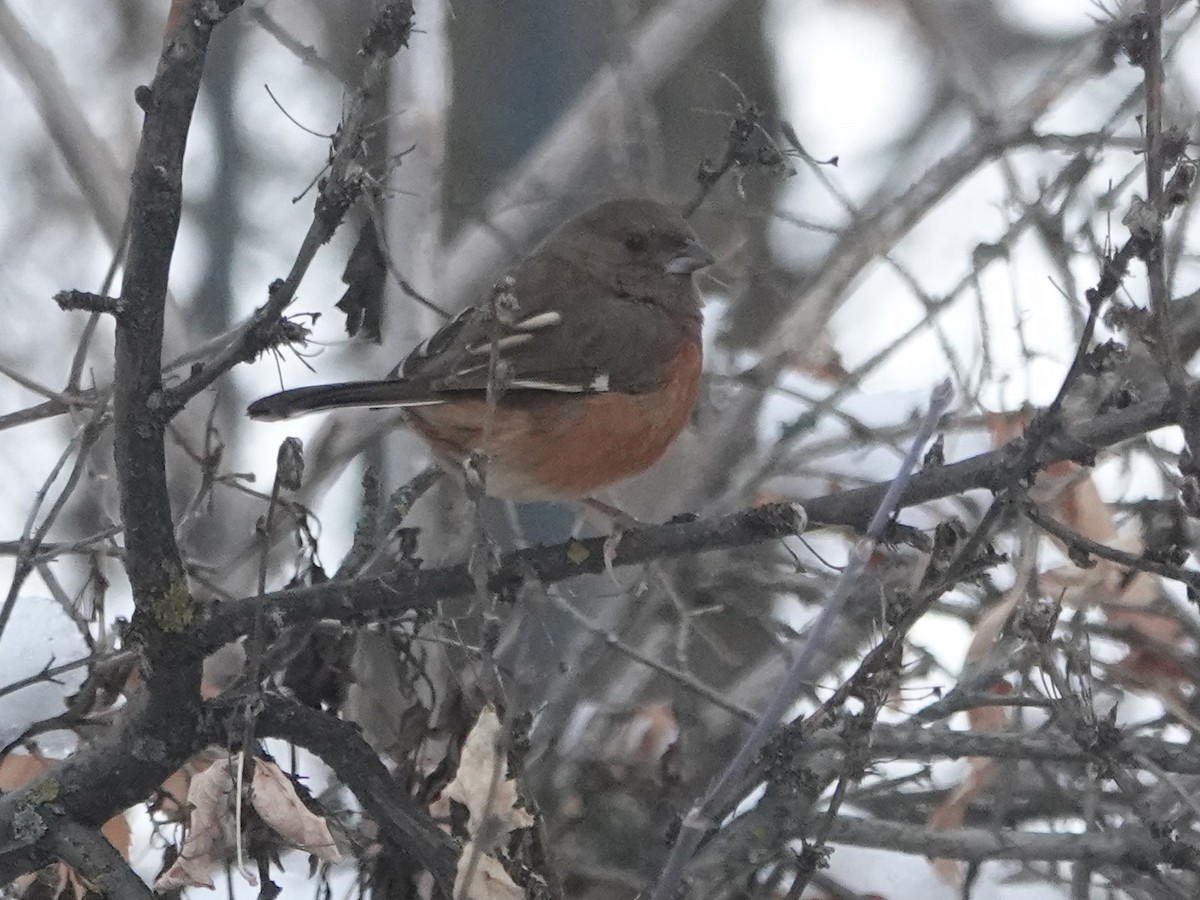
[405,337,702,500]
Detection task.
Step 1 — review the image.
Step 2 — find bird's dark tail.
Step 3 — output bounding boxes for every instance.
[247,380,443,421]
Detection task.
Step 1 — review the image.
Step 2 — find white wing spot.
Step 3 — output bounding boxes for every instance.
[514,311,562,331]
[365,398,446,409]
[509,379,588,393]
[466,333,535,355]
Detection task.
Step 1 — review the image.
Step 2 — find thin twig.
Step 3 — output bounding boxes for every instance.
[649,379,952,900]
[158,3,418,413]
[54,290,125,315]
[1024,499,1200,591]
[1,408,109,641]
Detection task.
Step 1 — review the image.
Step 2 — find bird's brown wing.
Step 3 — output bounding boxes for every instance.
[248,276,690,421]
[398,254,699,397]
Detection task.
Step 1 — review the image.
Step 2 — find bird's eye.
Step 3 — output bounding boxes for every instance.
[624,232,648,252]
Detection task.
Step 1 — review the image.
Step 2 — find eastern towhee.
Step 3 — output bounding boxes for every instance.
[248,199,714,501]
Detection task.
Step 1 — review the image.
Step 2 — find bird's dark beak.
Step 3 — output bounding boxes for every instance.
[663,240,716,275]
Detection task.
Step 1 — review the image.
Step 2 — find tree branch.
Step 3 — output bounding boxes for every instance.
[815,815,1166,867]
[115,0,243,657]
[808,723,1200,776]
[203,694,458,895]
[802,383,1184,531]
[0,0,241,885]
[44,820,154,900]
[197,501,808,652]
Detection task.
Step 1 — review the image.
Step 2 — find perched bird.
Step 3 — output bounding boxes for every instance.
[248,198,714,501]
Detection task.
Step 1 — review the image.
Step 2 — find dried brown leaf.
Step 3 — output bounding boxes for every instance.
[153,757,235,890]
[441,705,534,846]
[251,758,341,862]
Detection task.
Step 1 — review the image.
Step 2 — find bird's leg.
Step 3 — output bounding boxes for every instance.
[583,497,643,529]
[583,497,646,583]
